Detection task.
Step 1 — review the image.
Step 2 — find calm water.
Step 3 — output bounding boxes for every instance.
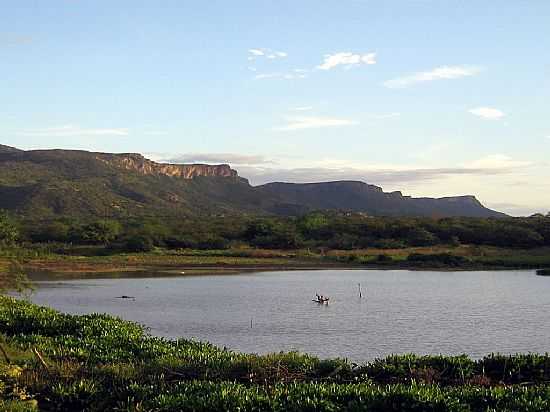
[29,269,550,361]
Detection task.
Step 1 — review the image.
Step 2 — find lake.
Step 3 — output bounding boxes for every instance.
[28,269,550,361]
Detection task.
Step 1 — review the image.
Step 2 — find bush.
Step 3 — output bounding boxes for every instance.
[196,235,230,250]
[375,254,393,263]
[70,220,121,245]
[371,238,407,249]
[407,253,470,267]
[0,211,19,245]
[165,236,197,249]
[122,235,155,252]
[405,227,438,247]
[29,221,70,243]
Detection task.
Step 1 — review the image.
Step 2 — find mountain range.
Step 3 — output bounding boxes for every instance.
[0,144,505,219]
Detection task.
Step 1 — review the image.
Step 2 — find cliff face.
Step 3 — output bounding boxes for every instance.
[96,153,238,179]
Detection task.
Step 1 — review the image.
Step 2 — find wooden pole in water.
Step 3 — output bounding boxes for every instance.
[250,318,253,328]
[358,283,362,298]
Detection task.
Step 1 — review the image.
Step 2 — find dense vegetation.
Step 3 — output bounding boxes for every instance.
[2,297,550,411]
[2,211,550,271]
[4,211,550,252]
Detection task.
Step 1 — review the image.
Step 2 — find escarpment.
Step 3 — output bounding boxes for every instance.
[96,153,239,179]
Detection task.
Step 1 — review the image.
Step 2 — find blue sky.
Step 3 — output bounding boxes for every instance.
[2,0,549,215]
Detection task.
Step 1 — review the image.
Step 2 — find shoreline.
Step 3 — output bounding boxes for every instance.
[21,259,541,277]
[3,244,549,276]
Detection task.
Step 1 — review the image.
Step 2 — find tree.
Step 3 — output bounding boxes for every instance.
[0,260,33,364]
[298,213,329,239]
[0,211,19,246]
[406,227,438,247]
[245,219,303,249]
[493,226,544,248]
[0,261,32,295]
[122,235,155,252]
[71,220,121,245]
[30,221,70,243]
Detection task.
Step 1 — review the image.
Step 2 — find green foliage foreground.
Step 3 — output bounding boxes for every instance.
[1,297,550,411]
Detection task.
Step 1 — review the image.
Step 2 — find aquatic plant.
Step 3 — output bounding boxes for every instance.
[2,297,550,411]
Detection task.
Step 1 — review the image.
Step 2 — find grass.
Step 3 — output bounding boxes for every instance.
[2,297,550,410]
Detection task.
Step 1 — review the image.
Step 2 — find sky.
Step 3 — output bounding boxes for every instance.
[1,0,549,216]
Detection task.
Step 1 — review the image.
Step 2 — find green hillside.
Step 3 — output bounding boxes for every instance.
[0,146,505,219]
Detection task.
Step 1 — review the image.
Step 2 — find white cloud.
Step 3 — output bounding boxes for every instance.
[384,65,483,88]
[248,49,265,56]
[248,48,287,61]
[275,116,359,131]
[317,52,376,70]
[18,125,129,137]
[255,72,307,80]
[468,107,505,120]
[466,154,531,169]
[368,112,401,119]
[237,154,534,187]
[291,106,313,111]
[254,73,281,80]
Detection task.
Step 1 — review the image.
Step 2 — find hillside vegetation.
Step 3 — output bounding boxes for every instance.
[0,146,504,219]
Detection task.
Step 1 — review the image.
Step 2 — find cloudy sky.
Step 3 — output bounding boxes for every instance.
[2,1,549,215]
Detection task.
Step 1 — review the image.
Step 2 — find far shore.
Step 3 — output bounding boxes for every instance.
[2,244,547,276]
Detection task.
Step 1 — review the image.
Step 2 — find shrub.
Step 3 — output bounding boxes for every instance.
[375,254,393,263]
[122,235,155,252]
[0,211,19,246]
[407,253,469,267]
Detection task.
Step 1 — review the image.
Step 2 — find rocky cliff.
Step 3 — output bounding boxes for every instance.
[96,153,238,179]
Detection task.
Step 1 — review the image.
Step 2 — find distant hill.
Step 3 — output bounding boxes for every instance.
[257,181,504,218]
[0,144,23,153]
[0,145,506,218]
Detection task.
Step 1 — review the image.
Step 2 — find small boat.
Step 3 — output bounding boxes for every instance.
[313,295,330,304]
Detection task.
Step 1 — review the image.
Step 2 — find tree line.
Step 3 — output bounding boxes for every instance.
[1,210,550,251]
